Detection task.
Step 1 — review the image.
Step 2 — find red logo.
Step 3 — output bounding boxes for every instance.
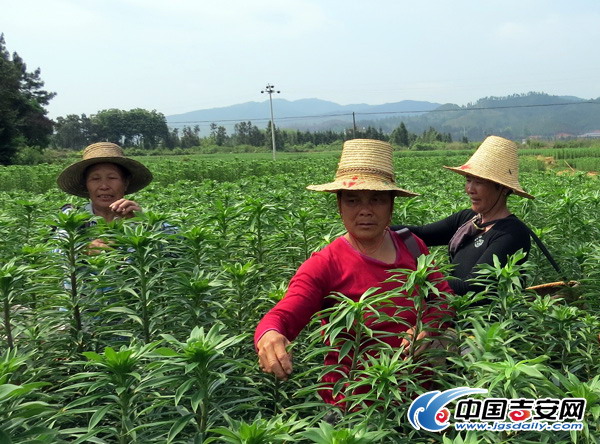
[343,176,360,188]
[508,410,532,422]
[436,408,450,424]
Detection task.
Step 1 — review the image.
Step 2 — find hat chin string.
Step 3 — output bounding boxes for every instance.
[478,188,510,223]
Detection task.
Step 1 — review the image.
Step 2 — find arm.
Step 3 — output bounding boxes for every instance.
[421,276,454,329]
[400,235,454,355]
[254,252,333,380]
[83,199,141,253]
[412,236,454,328]
[390,210,474,247]
[449,273,478,296]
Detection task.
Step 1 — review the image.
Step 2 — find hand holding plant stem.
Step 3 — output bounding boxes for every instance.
[257,330,293,380]
[400,327,430,358]
[108,198,141,218]
[85,237,112,255]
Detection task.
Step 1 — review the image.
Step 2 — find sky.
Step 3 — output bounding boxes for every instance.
[2,0,600,119]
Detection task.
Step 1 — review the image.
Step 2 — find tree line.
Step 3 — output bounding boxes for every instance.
[53,109,171,150]
[51,114,452,153]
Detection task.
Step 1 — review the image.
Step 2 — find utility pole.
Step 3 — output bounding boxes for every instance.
[261,83,280,160]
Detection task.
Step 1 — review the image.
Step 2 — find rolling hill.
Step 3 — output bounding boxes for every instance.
[166,93,600,141]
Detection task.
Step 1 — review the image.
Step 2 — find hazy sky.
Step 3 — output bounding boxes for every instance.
[2,0,599,119]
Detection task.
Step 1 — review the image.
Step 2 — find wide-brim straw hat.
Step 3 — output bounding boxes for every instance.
[57,142,153,198]
[444,135,534,199]
[306,139,418,197]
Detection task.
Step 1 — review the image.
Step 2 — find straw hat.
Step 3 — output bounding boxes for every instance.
[306,139,418,197]
[444,135,534,199]
[57,142,153,198]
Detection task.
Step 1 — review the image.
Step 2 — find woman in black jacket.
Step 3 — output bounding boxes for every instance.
[391,135,533,295]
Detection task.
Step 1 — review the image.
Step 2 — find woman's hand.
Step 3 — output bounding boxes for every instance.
[257,330,293,380]
[109,199,141,219]
[85,238,111,255]
[400,327,429,358]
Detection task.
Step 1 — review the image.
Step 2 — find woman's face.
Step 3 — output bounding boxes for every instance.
[338,190,393,241]
[464,175,505,215]
[85,163,129,212]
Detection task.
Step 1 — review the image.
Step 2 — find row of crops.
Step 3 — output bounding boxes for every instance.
[0,152,598,443]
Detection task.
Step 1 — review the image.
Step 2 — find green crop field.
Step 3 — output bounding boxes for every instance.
[0,151,598,443]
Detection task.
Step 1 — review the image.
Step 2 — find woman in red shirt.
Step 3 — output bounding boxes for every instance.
[254,139,454,405]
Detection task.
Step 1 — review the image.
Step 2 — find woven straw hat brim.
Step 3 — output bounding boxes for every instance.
[442,135,534,199]
[306,177,418,197]
[307,138,418,197]
[57,157,153,198]
[443,166,534,199]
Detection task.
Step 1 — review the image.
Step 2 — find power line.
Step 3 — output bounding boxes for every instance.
[167,100,599,126]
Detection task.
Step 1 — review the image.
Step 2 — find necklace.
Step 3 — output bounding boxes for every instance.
[475,211,511,231]
[348,228,389,256]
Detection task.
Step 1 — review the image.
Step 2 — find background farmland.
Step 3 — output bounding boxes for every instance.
[0,148,598,443]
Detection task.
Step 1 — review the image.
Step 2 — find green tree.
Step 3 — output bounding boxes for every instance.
[210,123,228,146]
[416,126,452,144]
[0,34,55,164]
[390,121,410,147]
[215,126,228,146]
[233,121,264,147]
[233,121,251,145]
[180,125,201,148]
[164,127,179,149]
[123,108,169,149]
[92,108,126,144]
[265,121,284,151]
[355,126,386,141]
[89,108,169,149]
[248,123,264,147]
[53,114,93,149]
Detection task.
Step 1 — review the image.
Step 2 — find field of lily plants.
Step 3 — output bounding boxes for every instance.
[0,150,599,443]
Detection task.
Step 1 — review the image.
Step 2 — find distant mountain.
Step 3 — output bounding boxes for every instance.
[166,98,441,131]
[166,93,600,140]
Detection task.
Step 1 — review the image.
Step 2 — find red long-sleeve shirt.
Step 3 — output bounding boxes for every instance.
[254,231,454,404]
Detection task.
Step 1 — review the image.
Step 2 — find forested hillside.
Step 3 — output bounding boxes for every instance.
[356,92,600,141]
[165,92,600,142]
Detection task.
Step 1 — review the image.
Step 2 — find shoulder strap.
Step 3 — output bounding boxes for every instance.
[395,228,421,261]
[525,226,569,282]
